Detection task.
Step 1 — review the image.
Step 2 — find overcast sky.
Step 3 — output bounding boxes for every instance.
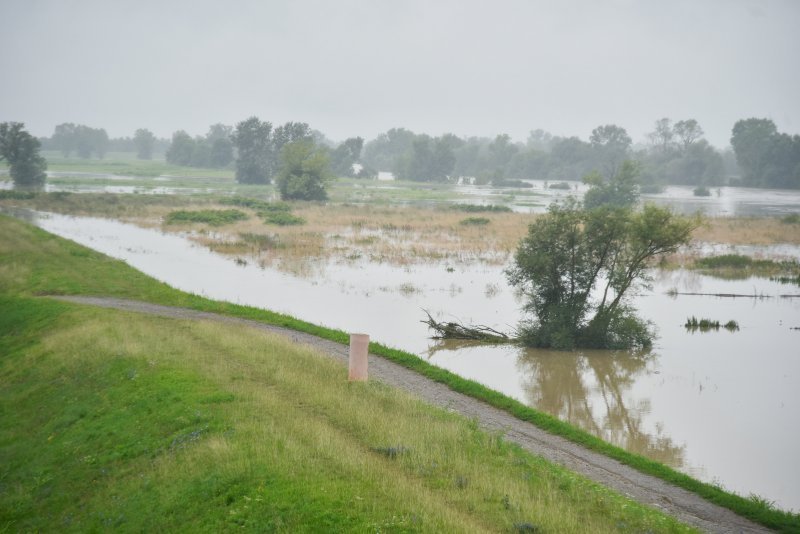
[1,0,798,148]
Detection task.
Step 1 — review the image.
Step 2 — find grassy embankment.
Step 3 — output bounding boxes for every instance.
[2,214,799,532]
[0,214,698,532]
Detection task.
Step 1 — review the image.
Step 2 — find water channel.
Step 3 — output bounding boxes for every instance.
[4,205,799,511]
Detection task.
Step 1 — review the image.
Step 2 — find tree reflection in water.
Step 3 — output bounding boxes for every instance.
[517,347,686,469]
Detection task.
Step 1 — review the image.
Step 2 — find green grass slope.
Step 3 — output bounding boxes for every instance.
[0,213,797,531]
[0,225,695,531]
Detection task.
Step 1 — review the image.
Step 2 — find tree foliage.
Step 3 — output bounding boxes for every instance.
[507,192,697,350]
[133,128,156,160]
[275,140,331,201]
[330,137,364,177]
[731,118,800,189]
[639,118,723,186]
[165,124,234,169]
[0,122,48,189]
[50,123,109,159]
[582,160,640,210]
[232,118,312,184]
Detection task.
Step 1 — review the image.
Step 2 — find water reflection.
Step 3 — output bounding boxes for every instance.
[517,348,686,468]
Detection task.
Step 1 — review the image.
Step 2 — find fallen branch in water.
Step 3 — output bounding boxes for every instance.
[421,310,513,343]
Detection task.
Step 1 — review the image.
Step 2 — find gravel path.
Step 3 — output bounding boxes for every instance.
[54,296,770,533]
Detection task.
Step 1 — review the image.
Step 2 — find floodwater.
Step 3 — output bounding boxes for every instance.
[456,180,800,217]
[4,207,800,511]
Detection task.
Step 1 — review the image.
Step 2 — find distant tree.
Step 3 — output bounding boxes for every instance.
[206,124,234,168]
[590,124,632,178]
[0,122,48,189]
[276,140,331,200]
[166,131,195,166]
[488,134,519,172]
[273,122,312,154]
[737,119,781,187]
[133,128,156,160]
[507,198,697,350]
[583,160,640,209]
[233,117,273,184]
[52,123,77,157]
[673,119,704,152]
[93,128,109,159]
[647,118,675,153]
[362,128,416,171]
[548,136,593,180]
[527,129,554,151]
[330,136,364,177]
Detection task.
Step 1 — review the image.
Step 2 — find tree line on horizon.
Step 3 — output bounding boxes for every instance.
[8,116,800,191]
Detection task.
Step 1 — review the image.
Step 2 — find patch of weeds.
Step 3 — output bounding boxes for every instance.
[513,522,540,533]
[239,232,281,250]
[460,217,490,226]
[694,254,800,285]
[0,190,38,200]
[449,203,512,213]
[165,209,248,226]
[260,211,304,226]
[221,197,288,212]
[398,283,419,296]
[724,320,740,331]
[781,213,800,224]
[685,316,739,332]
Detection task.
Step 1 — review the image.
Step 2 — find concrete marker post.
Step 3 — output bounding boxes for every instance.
[348,333,369,381]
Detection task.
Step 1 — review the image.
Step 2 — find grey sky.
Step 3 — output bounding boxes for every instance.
[1,0,798,147]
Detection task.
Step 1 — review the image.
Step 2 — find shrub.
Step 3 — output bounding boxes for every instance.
[693,186,711,197]
[260,211,305,226]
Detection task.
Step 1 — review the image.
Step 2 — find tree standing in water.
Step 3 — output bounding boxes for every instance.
[507,165,697,350]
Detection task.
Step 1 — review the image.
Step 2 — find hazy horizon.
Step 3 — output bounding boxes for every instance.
[1,0,798,147]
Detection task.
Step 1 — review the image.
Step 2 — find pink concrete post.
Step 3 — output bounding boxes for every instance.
[348,333,369,381]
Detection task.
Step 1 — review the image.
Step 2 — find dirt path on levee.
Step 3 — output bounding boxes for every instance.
[53,296,771,533]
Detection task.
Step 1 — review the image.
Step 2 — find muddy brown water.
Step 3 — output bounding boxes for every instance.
[5,207,800,513]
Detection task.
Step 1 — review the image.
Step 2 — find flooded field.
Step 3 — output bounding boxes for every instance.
[5,206,799,511]
[5,176,800,218]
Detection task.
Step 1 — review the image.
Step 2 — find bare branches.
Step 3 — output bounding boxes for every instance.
[421,310,513,343]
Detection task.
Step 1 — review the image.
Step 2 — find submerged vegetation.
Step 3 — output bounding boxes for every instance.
[684,317,740,332]
[693,254,800,285]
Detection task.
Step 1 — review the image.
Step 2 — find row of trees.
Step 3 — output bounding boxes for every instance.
[361,121,728,186]
[26,117,800,189]
[40,124,170,160]
[48,123,110,159]
[165,124,234,168]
